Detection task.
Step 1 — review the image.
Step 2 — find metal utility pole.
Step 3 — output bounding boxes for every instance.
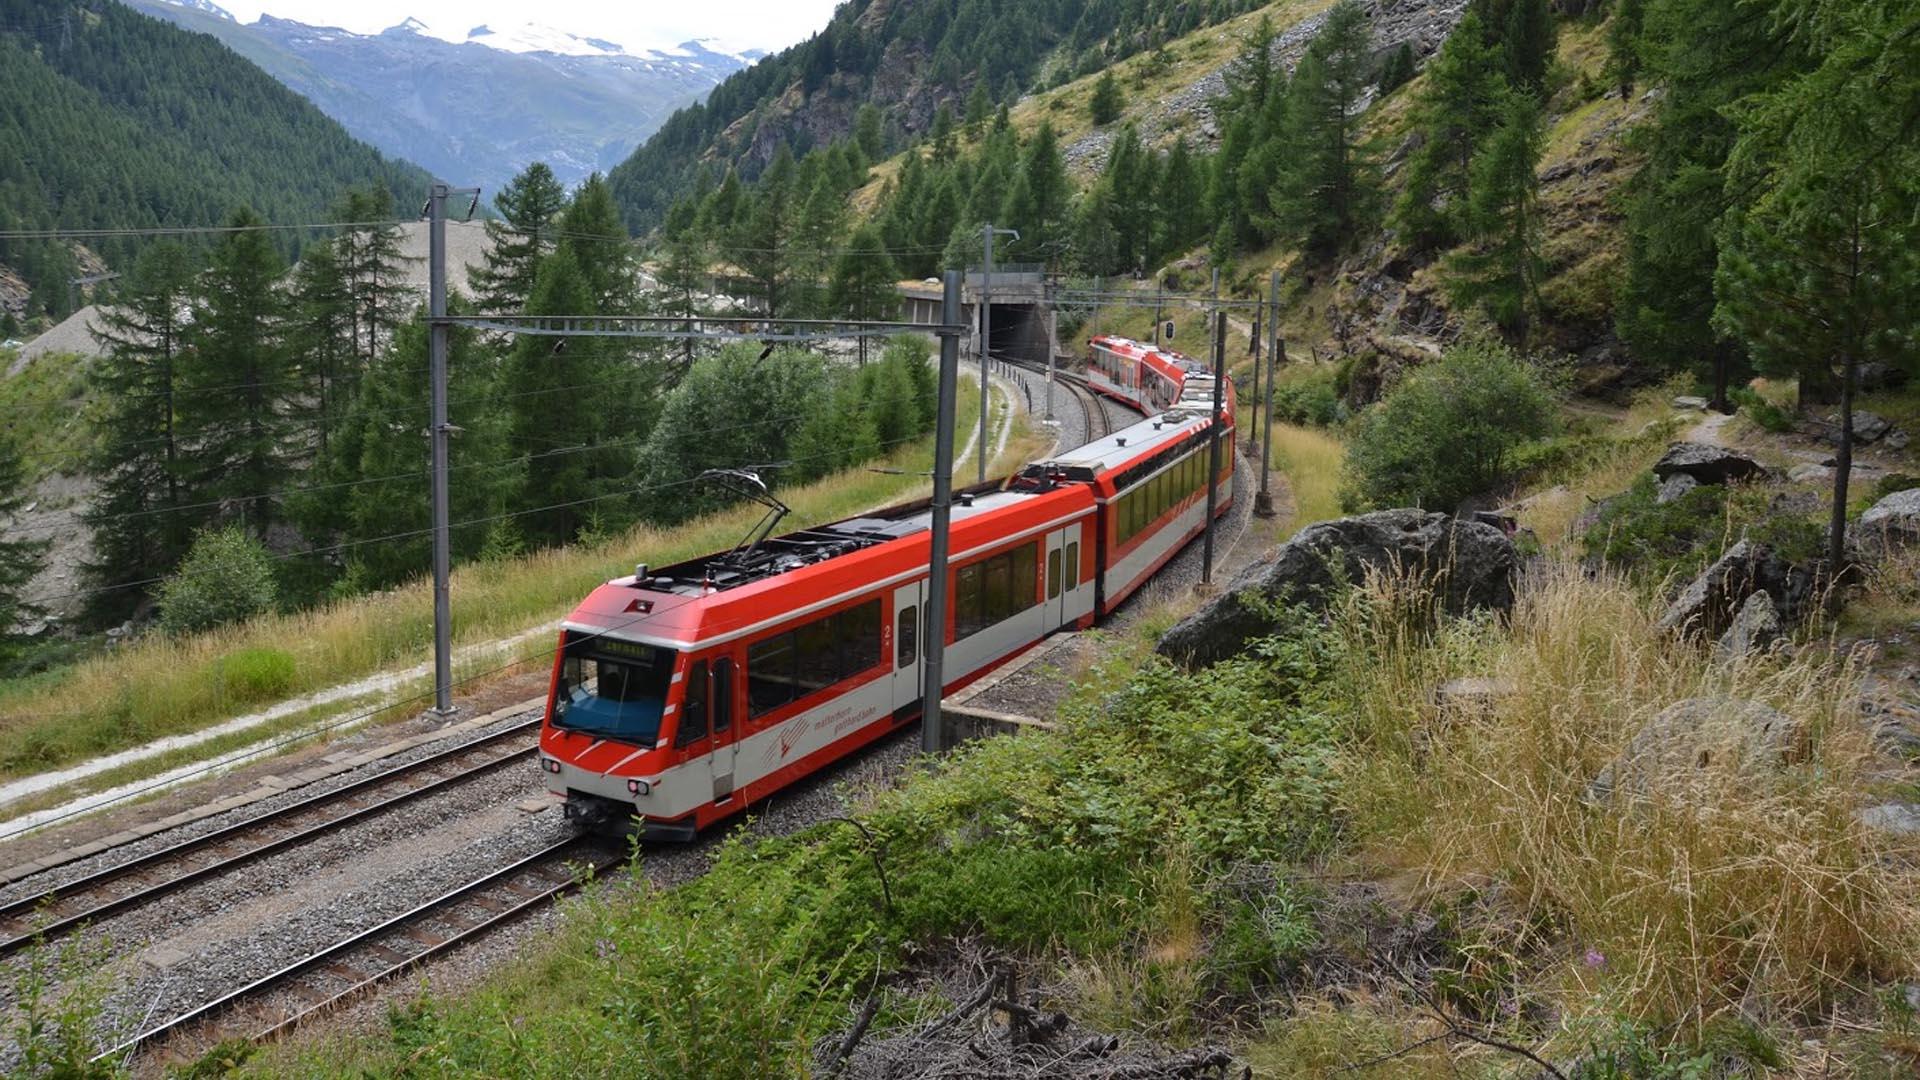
[923,270,964,753]
[425,182,478,715]
[1255,270,1280,518]
[1153,287,1164,347]
[1044,305,1058,422]
[1248,307,1262,452]
[977,224,1017,483]
[1201,310,1227,587]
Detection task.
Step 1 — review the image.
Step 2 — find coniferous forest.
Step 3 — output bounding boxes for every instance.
[0,0,430,321]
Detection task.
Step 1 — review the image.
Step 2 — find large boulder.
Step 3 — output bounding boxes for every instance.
[1824,410,1892,444]
[1654,473,1699,505]
[1657,540,1817,639]
[1588,697,1802,802]
[1715,592,1783,658]
[1157,509,1516,667]
[1854,488,1920,558]
[1652,442,1768,486]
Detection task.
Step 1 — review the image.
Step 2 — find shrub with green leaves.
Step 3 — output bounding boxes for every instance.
[1582,473,1826,584]
[1342,341,1559,510]
[1270,368,1343,426]
[156,527,278,637]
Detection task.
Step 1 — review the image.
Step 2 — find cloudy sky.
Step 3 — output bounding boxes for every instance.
[215,0,844,54]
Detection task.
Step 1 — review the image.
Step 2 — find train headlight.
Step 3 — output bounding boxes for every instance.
[627,778,651,796]
[541,757,562,774]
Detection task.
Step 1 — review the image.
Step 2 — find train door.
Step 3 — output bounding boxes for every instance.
[709,658,738,801]
[1044,527,1068,630]
[891,581,924,713]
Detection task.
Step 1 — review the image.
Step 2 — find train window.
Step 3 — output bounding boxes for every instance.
[984,556,1012,623]
[796,618,837,694]
[1011,544,1037,611]
[747,633,796,718]
[1064,542,1079,590]
[897,605,918,668]
[677,661,709,747]
[1047,550,1061,600]
[955,564,982,637]
[713,659,734,732]
[837,600,882,678]
[553,635,678,744]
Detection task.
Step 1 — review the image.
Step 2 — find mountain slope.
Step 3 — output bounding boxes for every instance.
[0,0,431,321]
[130,1,750,196]
[607,0,1271,232]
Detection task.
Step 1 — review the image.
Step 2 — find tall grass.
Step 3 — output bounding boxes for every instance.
[0,383,993,784]
[1332,561,1917,1040]
[1267,421,1345,537]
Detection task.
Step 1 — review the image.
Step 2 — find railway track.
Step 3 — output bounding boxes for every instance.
[96,832,619,1066]
[998,354,1121,444]
[0,719,540,959]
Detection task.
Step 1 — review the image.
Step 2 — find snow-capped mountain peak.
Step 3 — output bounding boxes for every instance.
[174,0,234,19]
[462,22,625,57]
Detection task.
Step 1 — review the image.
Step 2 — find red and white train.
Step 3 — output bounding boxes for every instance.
[538,336,1233,838]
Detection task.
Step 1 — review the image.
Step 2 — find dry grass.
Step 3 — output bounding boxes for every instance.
[0,379,997,785]
[1332,562,1919,1043]
[1266,421,1345,537]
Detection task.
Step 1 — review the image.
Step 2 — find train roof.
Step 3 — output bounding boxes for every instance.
[1030,408,1210,478]
[610,478,1074,600]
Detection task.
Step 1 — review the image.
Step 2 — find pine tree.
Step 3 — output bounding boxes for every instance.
[334,187,414,370]
[331,303,508,589]
[504,251,601,547]
[0,433,47,641]
[1615,0,1809,402]
[179,208,293,540]
[854,103,886,159]
[1268,0,1377,257]
[83,241,199,622]
[1442,90,1547,339]
[654,198,708,369]
[788,166,846,319]
[736,148,797,317]
[1088,70,1125,126]
[1712,0,1920,568]
[1390,13,1506,252]
[1499,0,1555,94]
[474,162,569,314]
[930,105,959,163]
[1013,122,1072,265]
[827,222,902,364]
[556,174,636,313]
[1155,137,1206,260]
[286,242,355,467]
[1605,0,1646,97]
[965,81,993,127]
[1377,42,1417,94]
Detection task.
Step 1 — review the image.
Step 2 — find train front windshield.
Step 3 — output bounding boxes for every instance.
[552,635,678,745]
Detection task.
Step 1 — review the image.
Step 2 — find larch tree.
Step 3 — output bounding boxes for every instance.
[0,433,47,644]
[474,162,569,314]
[1269,0,1377,258]
[1442,89,1547,340]
[83,241,199,621]
[1712,0,1919,570]
[826,222,902,365]
[178,208,294,540]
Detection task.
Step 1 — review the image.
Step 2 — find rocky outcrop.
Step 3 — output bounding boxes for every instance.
[1588,697,1801,802]
[1652,442,1768,486]
[1157,509,1515,666]
[1715,592,1783,658]
[1657,540,1818,639]
[1654,473,1698,505]
[1854,488,1920,558]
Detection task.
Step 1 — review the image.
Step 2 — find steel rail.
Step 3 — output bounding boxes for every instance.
[998,355,1120,443]
[0,720,540,956]
[97,833,615,1064]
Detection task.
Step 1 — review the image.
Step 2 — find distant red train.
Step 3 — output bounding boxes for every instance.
[538,336,1234,838]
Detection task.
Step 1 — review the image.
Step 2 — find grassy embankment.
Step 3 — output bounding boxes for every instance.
[0,380,1006,813]
[236,424,1913,1076]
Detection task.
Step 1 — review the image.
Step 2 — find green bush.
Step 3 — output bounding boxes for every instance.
[1729,386,1793,432]
[156,527,278,637]
[1342,341,1559,510]
[1270,368,1343,426]
[1582,474,1827,584]
[218,647,296,702]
